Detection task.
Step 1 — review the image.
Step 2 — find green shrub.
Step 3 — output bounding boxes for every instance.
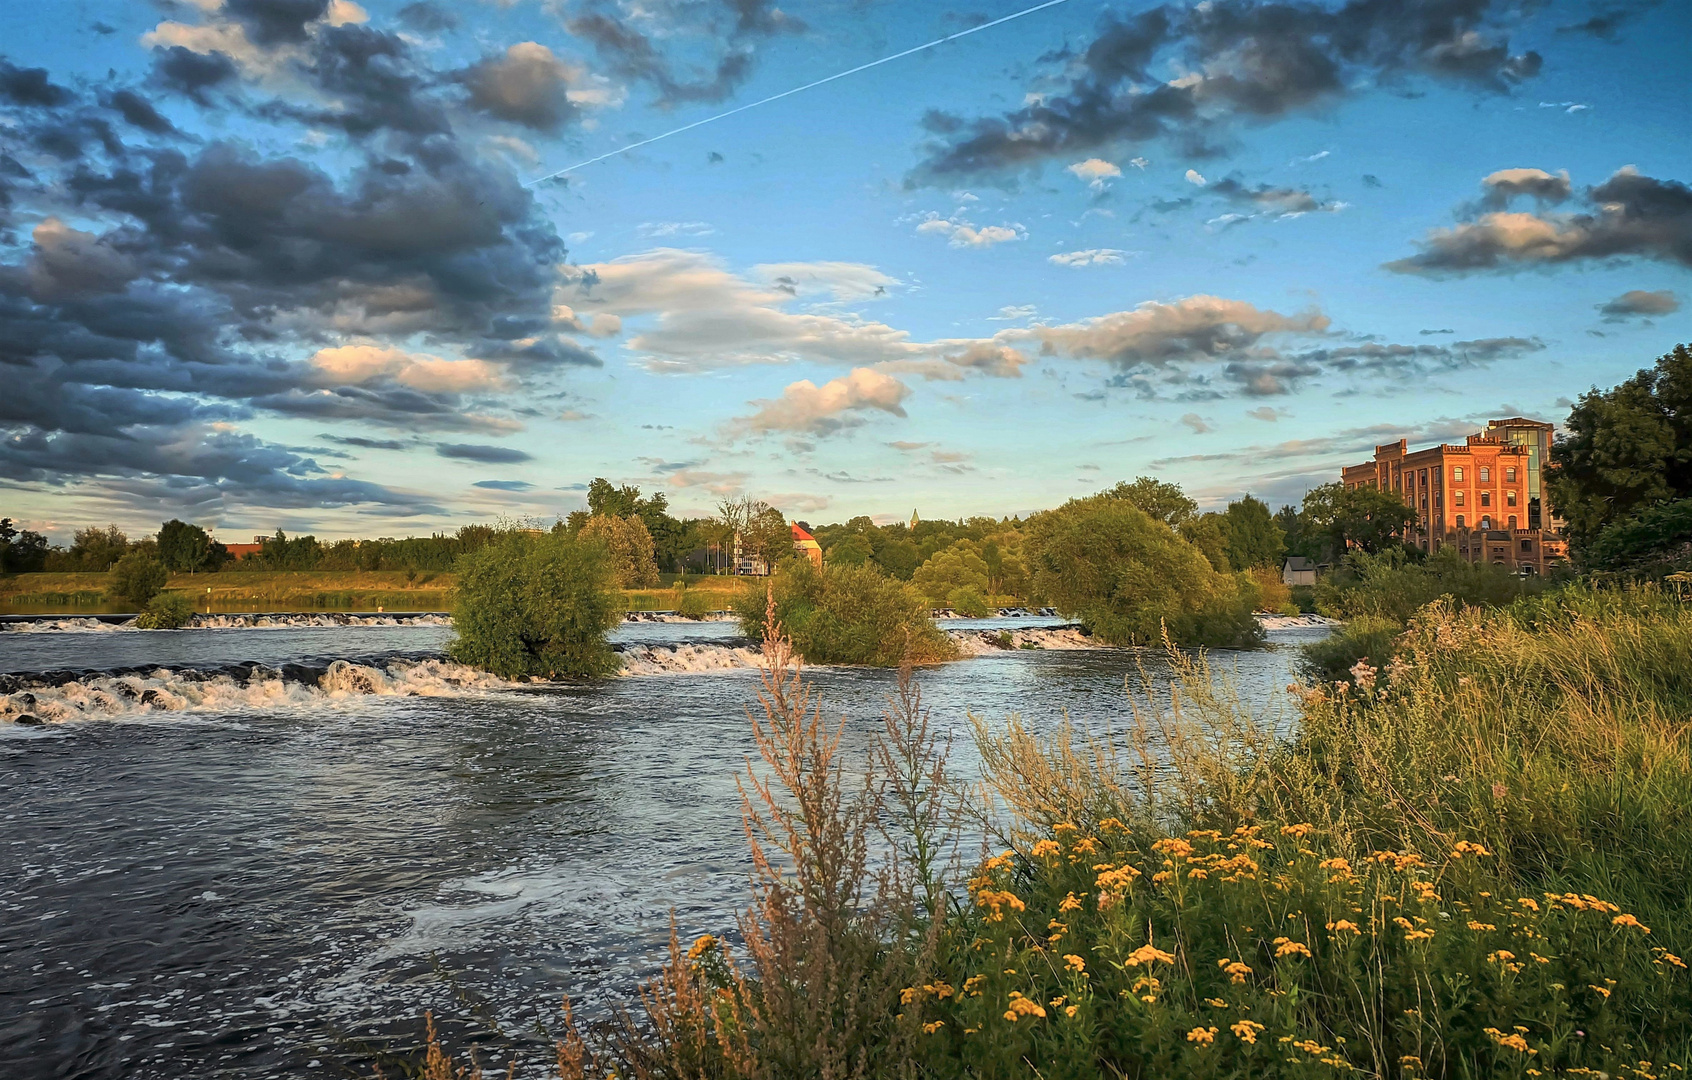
[946,585,990,617]
[135,591,195,629]
[448,531,621,679]
[108,552,167,609]
[1313,547,1541,623]
[734,559,955,666]
[1024,494,1262,648]
[1297,614,1401,682]
[675,584,714,619]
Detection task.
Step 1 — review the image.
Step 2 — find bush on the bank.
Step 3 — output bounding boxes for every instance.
[1244,565,1299,615]
[135,591,195,629]
[945,585,990,617]
[734,559,955,666]
[108,552,167,609]
[1583,497,1692,576]
[1297,613,1400,681]
[449,531,621,679]
[1313,547,1542,623]
[1024,494,1262,648]
[912,541,991,606]
[577,514,660,588]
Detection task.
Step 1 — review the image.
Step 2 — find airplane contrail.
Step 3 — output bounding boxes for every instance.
[524,0,1074,187]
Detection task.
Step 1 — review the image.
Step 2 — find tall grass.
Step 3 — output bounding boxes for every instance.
[405,588,1691,1078]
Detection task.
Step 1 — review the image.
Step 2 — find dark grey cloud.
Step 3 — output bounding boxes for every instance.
[322,434,408,450]
[1388,166,1692,273]
[224,0,330,47]
[438,443,533,464]
[910,0,1543,183]
[151,46,239,106]
[261,24,451,139]
[1559,0,1664,39]
[566,0,803,107]
[473,479,534,491]
[1208,176,1341,218]
[1597,288,1679,321]
[1362,173,1382,187]
[397,2,458,32]
[100,89,181,136]
[0,61,73,108]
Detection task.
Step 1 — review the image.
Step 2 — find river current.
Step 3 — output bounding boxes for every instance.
[0,618,1328,1079]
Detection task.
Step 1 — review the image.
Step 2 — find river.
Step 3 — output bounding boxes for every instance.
[0,617,1328,1079]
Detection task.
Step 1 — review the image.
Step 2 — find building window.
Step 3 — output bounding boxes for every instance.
[1508,516,1518,529]
[1480,492,1491,507]
[1481,517,1491,530]
[1419,468,1428,484]
[1456,515,1465,528]
[1507,490,1518,506]
[1479,466,1491,482]
[1453,466,1464,481]
[1521,539,1533,552]
[1506,466,1517,482]
[1455,491,1465,506]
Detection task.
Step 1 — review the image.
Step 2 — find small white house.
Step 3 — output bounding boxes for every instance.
[1282,556,1318,587]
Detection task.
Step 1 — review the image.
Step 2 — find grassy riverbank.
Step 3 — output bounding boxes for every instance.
[412,586,1691,1078]
[0,568,772,614]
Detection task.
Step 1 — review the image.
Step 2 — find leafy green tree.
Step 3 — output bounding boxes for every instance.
[1549,343,1692,547]
[1221,496,1286,570]
[1178,513,1233,573]
[981,531,1030,598]
[109,552,168,608]
[742,505,790,570]
[873,539,921,580]
[580,513,660,587]
[0,519,49,573]
[69,525,129,571]
[1299,483,1416,559]
[1105,476,1197,527]
[1024,495,1262,648]
[157,519,213,573]
[1275,503,1321,560]
[1583,498,1692,574]
[733,559,955,666]
[946,585,991,617]
[826,533,874,566]
[586,478,643,519]
[449,531,621,679]
[911,540,991,606]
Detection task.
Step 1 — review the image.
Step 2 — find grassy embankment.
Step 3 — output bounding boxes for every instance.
[412,585,1691,1078]
[0,569,758,614]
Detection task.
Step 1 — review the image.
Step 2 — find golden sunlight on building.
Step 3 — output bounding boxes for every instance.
[1340,417,1568,574]
[791,523,823,569]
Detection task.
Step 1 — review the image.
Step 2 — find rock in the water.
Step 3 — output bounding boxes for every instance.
[14,713,42,726]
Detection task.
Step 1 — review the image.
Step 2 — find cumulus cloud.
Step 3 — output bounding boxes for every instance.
[909,1,1543,184]
[1388,166,1692,273]
[565,0,803,108]
[457,42,586,131]
[913,212,1025,248]
[1185,169,1207,186]
[308,345,505,393]
[1049,248,1131,267]
[1597,289,1679,321]
[1479,167,1572,207]
[1015,295,1330,368]
[1066,158,1122,190]
[728,367,911,438]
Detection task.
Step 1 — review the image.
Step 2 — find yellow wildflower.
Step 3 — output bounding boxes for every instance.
[963,975,987,995]
[1468,921,1498,931]
[1003,992,1046,1022]
[1450,840,1492,859]
[1655,949,1686,968]
[1065,1004,1079,1018]
[1405,929,1435,942]
[1099,817,1126,832]
[1205,997,1228,1008]
[900,987,922,1005]
[1031,839,1060,859]
[1613,913,1651,933]
[981,852,1015,873]
[1125,943,1177,966]
[1327,919,1361,935]
[1518,897,1540,912]
[1071,836,1101,858]
[1273,937,1312,959]
[1488,950,1516,963]
[1219,958,1253,984]
[1153,837,1194,858]
[687,934,718,961]
[1058,891,1084,913]
[1589,983,1612,999]
[1231,1019,1264,1044]
[927,981,954,999]
[1281,823,1315,839]
[922,1021,944,1034]
[1484,1027,1536,1054]
[973,888,1027,922]
[1187,1026,1217,1045]
[1063,953,1086,973]
[1053,822,1079,835]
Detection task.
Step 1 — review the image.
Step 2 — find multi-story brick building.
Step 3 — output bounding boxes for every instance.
[1339,417,1567,574]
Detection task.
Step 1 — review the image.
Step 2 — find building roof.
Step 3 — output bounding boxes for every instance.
[1284,556,1317,571]
[790,523,816,542]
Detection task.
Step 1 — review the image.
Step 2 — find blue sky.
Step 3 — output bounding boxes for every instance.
[1,0,1688,542]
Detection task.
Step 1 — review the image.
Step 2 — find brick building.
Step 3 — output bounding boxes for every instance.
[1339,417,1567,574]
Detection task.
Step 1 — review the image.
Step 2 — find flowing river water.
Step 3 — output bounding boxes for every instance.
[0,617,1330,1079]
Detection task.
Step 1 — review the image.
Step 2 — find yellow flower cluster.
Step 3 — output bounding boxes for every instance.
[1370,850,1429,872]
[1002,992,1046,1022]
[1231,1019,1265,1044]
[1030,839,1060,859]
[1484,1027,1537,1054]
[1273,936,1312,959]
[1217,957,1253,984]
[1450,841,1492,859]
[1612,913,1651,933]
[1058,891,1084,913]
[1124,943,1176,967]
[971,887,1027,923]
[1152,837,1195,858]
[1062,953,1086,974]
[1326,919,1361,935]
[687,934,718,962]
[1280,823,1315,839]
[1186,1026,1217,1045]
